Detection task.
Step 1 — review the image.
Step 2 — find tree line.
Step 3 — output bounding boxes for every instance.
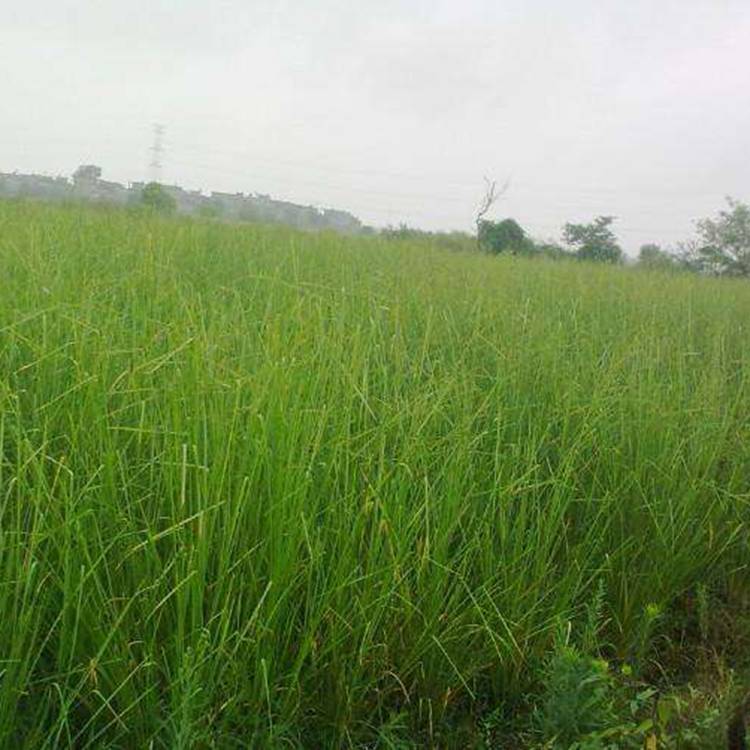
[480,197,750,277]
[143,177,749,278]
[384,197,750,279]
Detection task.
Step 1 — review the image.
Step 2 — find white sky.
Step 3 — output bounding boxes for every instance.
[2,0,749,252]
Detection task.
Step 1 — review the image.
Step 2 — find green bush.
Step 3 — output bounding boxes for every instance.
[478,217,527,254]
[140,181,177,214]
[563,216,623,264]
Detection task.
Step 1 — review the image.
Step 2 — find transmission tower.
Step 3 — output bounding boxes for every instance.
[149,124,165,183]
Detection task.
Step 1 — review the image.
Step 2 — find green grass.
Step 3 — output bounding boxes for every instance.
[0,200,748,747]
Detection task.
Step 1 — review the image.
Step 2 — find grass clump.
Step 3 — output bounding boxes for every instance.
[0,200,748,747]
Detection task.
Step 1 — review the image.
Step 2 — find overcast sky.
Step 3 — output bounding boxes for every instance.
[2,0,749,252]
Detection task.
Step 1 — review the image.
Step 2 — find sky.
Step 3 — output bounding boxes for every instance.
[2,0,749,253]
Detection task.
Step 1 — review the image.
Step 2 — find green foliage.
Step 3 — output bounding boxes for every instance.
[563,216,623,264]
[381,223,475,251]
[385,220,561,259]
[140,181,177,214]
[535,645,619,747]
[692,197,750,277]
[535,241,569,260]
[531,637,735,749]
[629,603,663,672]
[478,217,527,254]
[197,201,223,219]
[382,222,422,240]
[0,201,749,746]
[638,243,677,270]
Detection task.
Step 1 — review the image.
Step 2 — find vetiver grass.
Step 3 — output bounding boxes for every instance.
[0,200,748,747]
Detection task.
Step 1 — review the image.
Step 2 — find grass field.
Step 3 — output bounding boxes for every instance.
[0,201,748,747]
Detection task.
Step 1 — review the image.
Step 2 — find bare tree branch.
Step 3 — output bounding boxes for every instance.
[475,177,509,247]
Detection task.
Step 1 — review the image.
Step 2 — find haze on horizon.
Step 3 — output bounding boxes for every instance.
[2,0,749,253]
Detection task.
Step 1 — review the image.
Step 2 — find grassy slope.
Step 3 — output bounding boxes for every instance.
[0,201,748,747]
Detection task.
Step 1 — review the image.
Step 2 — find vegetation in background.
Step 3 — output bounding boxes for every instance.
[638,243,678,271]
[382,195,750,277]
[140,181,178,214]
[684,198,750,277]
[633,198,750,279]
[0,201,748,747]
[477,217,528,254]
[563,215,624,264]
[381,222,476,252]
[197,200,224,220]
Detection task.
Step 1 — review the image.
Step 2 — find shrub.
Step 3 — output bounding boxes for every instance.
[478,218,527,254]
[140,182,177,214]
[563,216,623,264]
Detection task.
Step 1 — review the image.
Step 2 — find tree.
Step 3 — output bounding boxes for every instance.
[562,216,623,264]
[478,218,527,254]
[140,182,177,214]
[474,177,509,249]
[72,165,102,185]
[691,198,750,277]
[475,177,498,244]
[638,243,676,270]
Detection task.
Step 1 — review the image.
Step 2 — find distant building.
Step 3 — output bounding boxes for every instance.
[0,172,70,201]
[0,165,364,234]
